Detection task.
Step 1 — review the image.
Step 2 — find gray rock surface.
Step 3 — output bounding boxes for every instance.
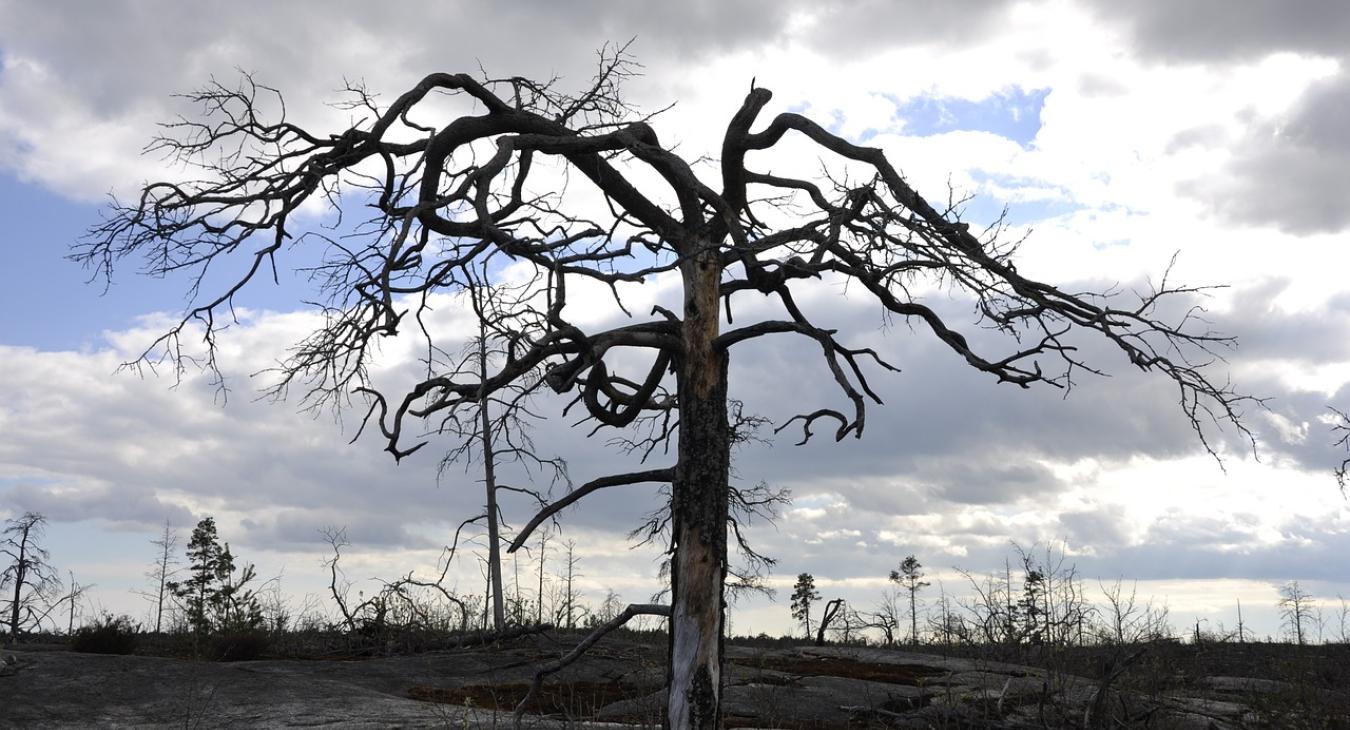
[0,642,1330,729]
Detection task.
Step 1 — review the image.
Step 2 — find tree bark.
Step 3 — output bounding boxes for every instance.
[668,244,730,729]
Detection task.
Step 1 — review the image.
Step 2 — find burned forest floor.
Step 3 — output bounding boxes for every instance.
[3,631,1349,728]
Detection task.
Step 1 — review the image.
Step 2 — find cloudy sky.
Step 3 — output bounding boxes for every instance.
[2,0,1349,639]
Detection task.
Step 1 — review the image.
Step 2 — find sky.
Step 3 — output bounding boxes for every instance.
[1,0,1349,641]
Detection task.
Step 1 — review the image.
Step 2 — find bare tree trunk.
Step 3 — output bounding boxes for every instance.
[816,599,844,646]
[668,249,731,730]
[151,520,177,634]
[478,331,506,632]
[9,523,29,637]
[536,530,549,626]
[562,540,578,629]
[67,571,77,635]
[512,551,522,624]
[909,586,919,646]
[482,558,491,632]
[1237,598,1245,643]
[155,552,168,633]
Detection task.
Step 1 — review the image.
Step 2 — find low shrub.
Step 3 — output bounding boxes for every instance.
[70,613,139,655]
[209,628,270,661]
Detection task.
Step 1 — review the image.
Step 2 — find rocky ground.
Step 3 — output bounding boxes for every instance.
[2,639,1347,728]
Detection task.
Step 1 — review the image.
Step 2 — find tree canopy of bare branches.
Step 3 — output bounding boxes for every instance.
[79,45,1252,727]
[1331,406,1349,493]
[2,512,62,638]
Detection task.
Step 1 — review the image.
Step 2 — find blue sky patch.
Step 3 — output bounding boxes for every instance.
[891,87,1050,148]
[932,170,1080,231]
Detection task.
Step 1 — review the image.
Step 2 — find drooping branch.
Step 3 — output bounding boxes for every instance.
[507,468,675,552]
[709,87,1257,455]
[512,603,671,725]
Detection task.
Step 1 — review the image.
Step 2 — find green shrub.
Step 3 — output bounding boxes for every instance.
[70,613,139,655]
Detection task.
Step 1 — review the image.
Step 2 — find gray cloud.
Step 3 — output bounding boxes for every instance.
[1178,71,1350,235]
[2,480,195,531]
[799,0,1017,57]
[0,0,795,110]
[1095,513,1350,583]
[1084,1,1350,63]
[1222,280,1350,363]
[1059,506,1131,547]
[725,286,1239,485]
[1070,2,1350,234]
[0,0,803,198]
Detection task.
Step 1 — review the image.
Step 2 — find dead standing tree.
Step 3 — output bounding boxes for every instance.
[144,519,180,634]
[2,512,62,639]
[1332,406,1349,493]
[81,49,1251,727]
[436,268,566,632]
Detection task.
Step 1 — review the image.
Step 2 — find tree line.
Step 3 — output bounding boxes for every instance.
[786,546,1350,648]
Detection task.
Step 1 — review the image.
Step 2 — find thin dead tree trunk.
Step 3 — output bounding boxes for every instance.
[151,520,177,634]
[1237,598,1245,643]
[668,243,732,730]
[535,530,549,626]
[156,552,168,633]
[65,571,90,635]
[478,327,506,632]
[8,527,26,637]
[909,584,919,646]
[562,540,579,629]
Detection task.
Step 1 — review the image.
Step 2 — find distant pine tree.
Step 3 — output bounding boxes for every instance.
[790,573,820,638]
[167,518,262,634]
[891,556,930,645]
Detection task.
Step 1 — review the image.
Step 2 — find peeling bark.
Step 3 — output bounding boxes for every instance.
[668,243,730,730]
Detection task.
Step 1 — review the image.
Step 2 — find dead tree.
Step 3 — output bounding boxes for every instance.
[534,528,550,626]
[65,571,93,635]
[864,590,901,646]
[80,47,1253,727]
[1332,406,1349,493]
[815,597,844,646]
[2,512,62,639]
[437,270,566,631]
[146,520,180,634]
[891,555,929,646]
[558,539,581,629]
[1279,580,1316,646]
[322,526,470,634]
